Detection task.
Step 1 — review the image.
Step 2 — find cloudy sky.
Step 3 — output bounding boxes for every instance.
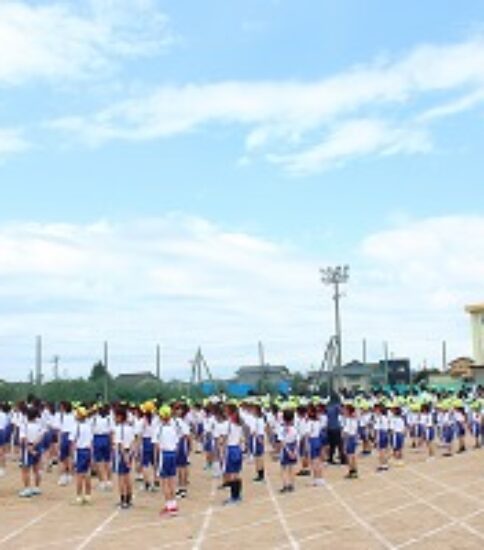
[1,0,484,381]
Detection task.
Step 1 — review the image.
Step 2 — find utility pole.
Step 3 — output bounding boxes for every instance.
[383,341,389,387]
[35,335,42,389]
[156,344,161,380]
[442,340,447,372]
[320,265,350,393]
[103,341,109,402]
[51,355,60,380]
[362,338,367,365]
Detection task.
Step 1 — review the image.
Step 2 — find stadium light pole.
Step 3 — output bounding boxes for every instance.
[320,265,350,392]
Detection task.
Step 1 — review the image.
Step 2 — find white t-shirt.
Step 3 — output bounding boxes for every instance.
[391,417,405,434]
[227,422,243,446]
[60,412,76,434]
[308,419,321,439]
[20,421,43,444]
[0,411,8,430]
[343,418,358,437]
[214,420,229,439]
[92,415,112,436]
[70,421,93,449]
[157,421,178,452]
[114,423,135,450]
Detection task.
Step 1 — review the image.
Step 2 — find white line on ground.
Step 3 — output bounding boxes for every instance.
[192,480,216,550]
[0,503,61,547]
[380,472,484,546]
[265,475,300,550]
[75,510,120,550]
[326,483,397,550]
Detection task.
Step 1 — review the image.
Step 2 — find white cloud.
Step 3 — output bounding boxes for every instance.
[0,127,30,158]
[48,35,484,172]
[266,119,431,175]
[0,0,174,85]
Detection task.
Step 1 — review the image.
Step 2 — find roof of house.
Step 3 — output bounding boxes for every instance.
[236,365,290,376]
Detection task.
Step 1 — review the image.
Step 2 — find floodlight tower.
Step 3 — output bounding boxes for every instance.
[320,265,350,391]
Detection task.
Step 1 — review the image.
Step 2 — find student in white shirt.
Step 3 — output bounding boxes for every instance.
[280,409,298,494]
[223,404,244,505]
[156,405,179,517]
[19,407,43,498]
[174,403,191,499]
[252,405,266,483]
[307,404,324,486]
[113,407,135,510]
[0,403,9,477]
[343,405,359,480]
[70,407,94,504]
[390,407,405,466]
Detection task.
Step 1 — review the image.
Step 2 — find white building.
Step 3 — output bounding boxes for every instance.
[465,303,484,365]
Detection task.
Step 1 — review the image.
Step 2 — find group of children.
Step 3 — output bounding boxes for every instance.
[0,390,482,517]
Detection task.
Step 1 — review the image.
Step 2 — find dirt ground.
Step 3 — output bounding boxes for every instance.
[0,442,483,550]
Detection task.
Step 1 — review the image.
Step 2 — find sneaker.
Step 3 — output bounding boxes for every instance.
[31,487,42,496]
[75,496,84,505]
[313,478,326,487]
[279,486,288,494]
[287,485,295,493]
[58,475,68,487]
[0,468,5,477]
[84,495,92,505]
[19,488,33,498]
[222,498,241,507]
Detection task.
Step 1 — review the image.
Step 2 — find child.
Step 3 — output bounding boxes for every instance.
[343,405,358,479]
[280,408,298,494]
[358,403,372,456]
[58,401,75,487]
[307,404,324,486]
[223,404,244,505]
[296,406,311,477]
[390,406,405,466]
[140,403,157,492]
[470,402,482,449]
[92,404,113,491]
[374,404,390,472]
[442,404,454,457]
[421,404,436,460]
[0,402,8,477]
[19,407,43,498]
[113,406,135,509]
[156,405,179,517]
[253,405,266,483]
[174,403,191,499]
[455,405,467,453]
[71,407,94,505]
[203,405,215,471]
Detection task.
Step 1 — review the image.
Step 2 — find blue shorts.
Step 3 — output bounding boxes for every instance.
[472,422,481,438]
[299,438,309,459]
[225,445,243,474]
[114,450,131,475]
[203,433,213,453]
[41,430,53,452]
[0,429,6,447]
[60,432,71,461]
[358,426,369,442]
[377,431,389,450]
[76,449,92,474]
[281,443,298,467]
[392,433,404,452]
[254,436,264,458]
[196,423,204,437]
[345,435,357,456]
[443,426,454,444]
[21,444,41,468]
[93,434,111,463]
[142,438,155,468]
[160,451,177,479]
[320,430,328,447]
[309,437,321,460]
[456,423,466,438]
[425,427,435,442]
[176,438,189,467]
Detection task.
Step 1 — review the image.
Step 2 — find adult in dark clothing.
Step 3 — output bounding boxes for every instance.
[326,393,346,465]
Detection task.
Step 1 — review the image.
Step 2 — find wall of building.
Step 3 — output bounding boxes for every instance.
[470,311,484,365]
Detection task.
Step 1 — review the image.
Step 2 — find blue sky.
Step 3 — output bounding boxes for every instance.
[1,0,484,380]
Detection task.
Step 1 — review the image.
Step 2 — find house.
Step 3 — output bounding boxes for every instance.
[115,372,159,386]
[337,360,374,391]
[448,357,475,379]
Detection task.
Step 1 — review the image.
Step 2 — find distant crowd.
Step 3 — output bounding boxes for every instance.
[0,387,482,516]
